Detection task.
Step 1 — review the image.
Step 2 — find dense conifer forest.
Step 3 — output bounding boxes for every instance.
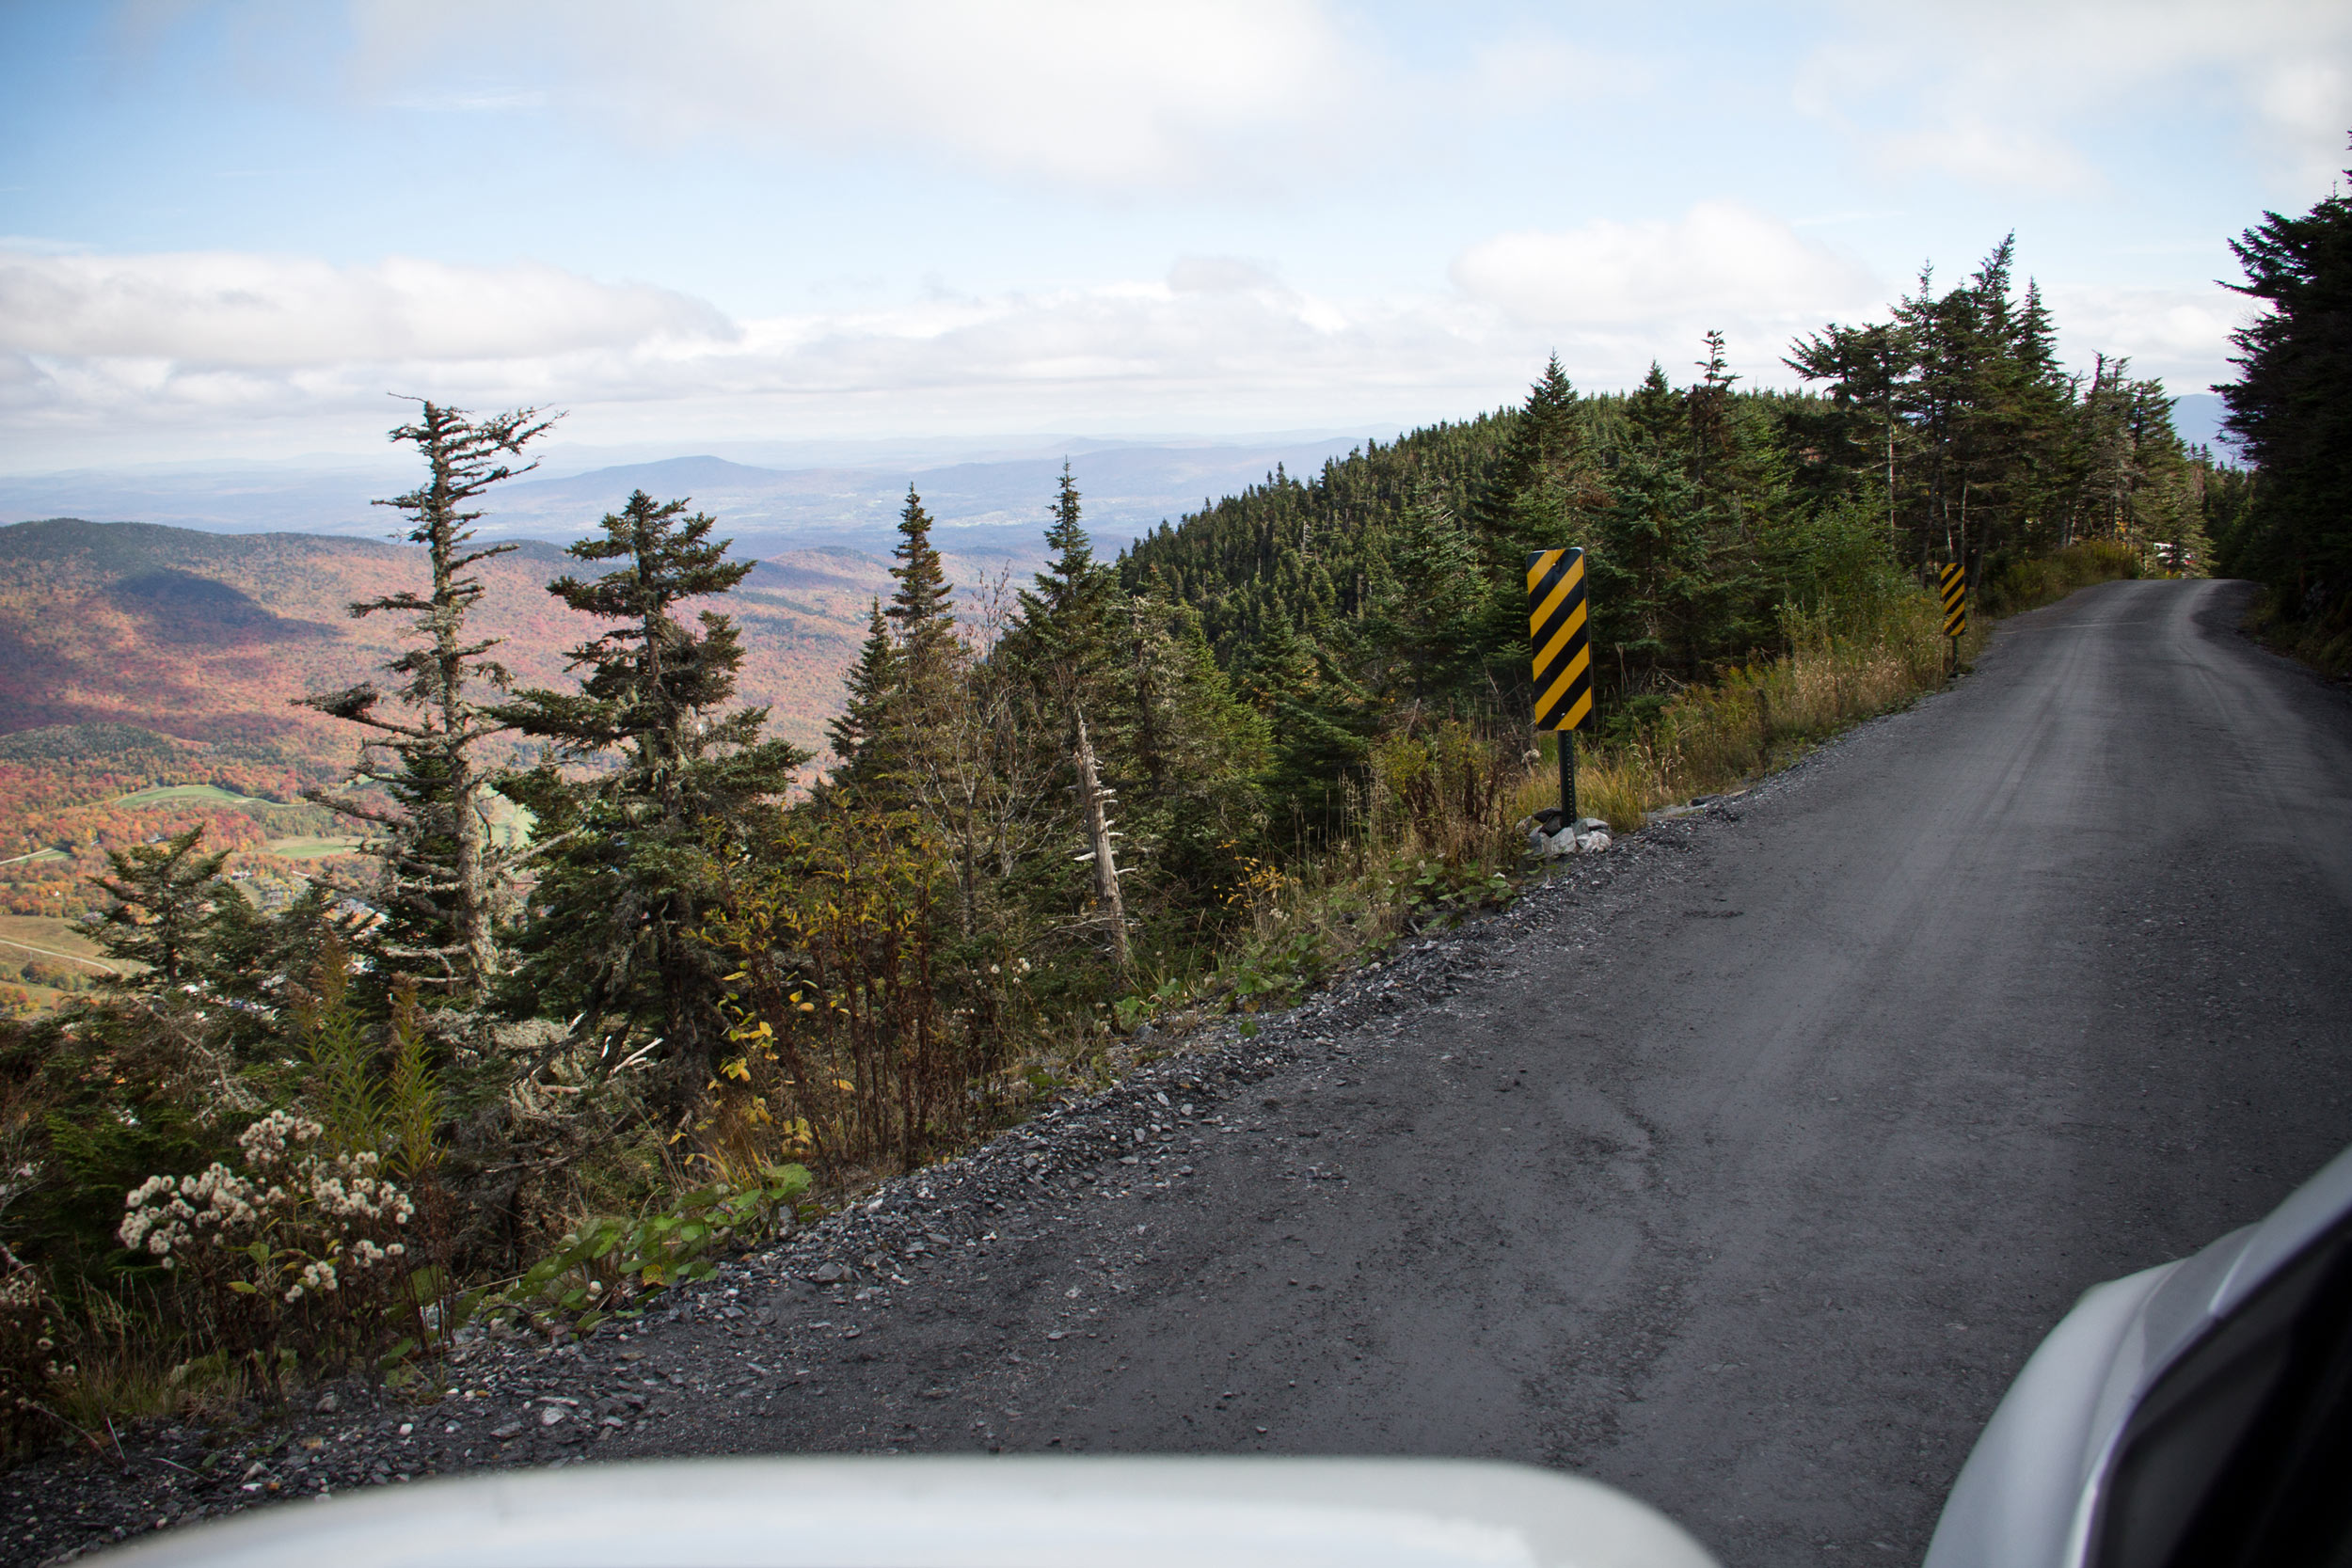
[0,228,2280,1450]
[2209,168,2352,673]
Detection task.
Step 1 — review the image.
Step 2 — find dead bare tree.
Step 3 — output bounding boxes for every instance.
[301,400,557,1008]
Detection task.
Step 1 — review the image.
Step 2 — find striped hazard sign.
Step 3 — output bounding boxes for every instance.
[1528,547,1595,733]
[1938,562,1967,639]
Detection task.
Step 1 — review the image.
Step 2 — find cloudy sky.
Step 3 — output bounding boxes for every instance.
[2,0,2345,470]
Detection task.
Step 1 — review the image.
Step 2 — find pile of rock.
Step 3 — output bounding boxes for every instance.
[1523,808,1613,857]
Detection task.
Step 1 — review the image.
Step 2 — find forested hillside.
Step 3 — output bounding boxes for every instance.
[0,520,1009,927]
[1122,240,2230,835]
[0,519,900,767]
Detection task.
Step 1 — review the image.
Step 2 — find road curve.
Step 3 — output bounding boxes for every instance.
[874,577,2352,1564]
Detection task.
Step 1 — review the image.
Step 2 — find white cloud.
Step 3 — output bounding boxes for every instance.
[1800,0,2352,191]
[1872,118,2100,196]
[0,251,733,367]
[0,242,1533,463]
[343,0,1375,192]
[1167,256,1283,294]
[2042,280,2257,388]
[0,226,2250,469]
[1449,203,1884,376]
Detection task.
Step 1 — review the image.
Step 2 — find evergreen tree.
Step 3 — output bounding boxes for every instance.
[90,827,230,991]
[1008,466,1131,965]
[1016,463,1113,669]
[499,490,810,1101]
[880,486,961,793]
[1787,236,2168,576]
[1687,330,1740,499]
[887,484,958,657]
[1101,591,1270,911]
[1239,618,1375,839]
[1369,483,1484,709]
[1590,376,1705,699]
[304,401,554,1007]
[2217,157,2352,630]
[1784,320,1911,539]
[824,599,901,800]
[1477,353,1581,540]
[820,488,960,809]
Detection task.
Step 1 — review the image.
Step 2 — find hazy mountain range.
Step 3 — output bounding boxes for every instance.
[0,433,1382,561]
[0,396,2237,560]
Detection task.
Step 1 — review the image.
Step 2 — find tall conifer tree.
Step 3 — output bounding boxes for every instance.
[500,490,809,1102]
[304,401,554,1007]
[2217,160,2352,623]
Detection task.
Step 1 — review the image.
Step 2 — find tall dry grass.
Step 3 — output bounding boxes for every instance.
[1508,585,1968,832]
[1982,539,2143,616]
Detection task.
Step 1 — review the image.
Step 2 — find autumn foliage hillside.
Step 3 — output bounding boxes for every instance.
[0,516,920,919]
[0,518,895,764]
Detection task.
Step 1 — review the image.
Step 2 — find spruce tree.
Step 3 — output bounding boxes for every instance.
[820,488,961,810]
[881,485,961,796]
[1369,484,1484,709]
[887,485,957,658]
[1239,619,1372,839]
[825,599,901,800]
[1017,463,1112,665]
[499,489,810,1102]
[1479,353,1581,538]
[2217,161,2352,623]
[1103,591,1270,910]
[1009,465,1130,965]
[90,827,230,991]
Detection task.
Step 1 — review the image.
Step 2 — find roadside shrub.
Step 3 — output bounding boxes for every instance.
[708,810,986,1172]
[1518,583,1960,832]
[1369,721,1510,863]
[117,1107,418,1386]
[1983,540,2142,615]
[0,1252,60,1460]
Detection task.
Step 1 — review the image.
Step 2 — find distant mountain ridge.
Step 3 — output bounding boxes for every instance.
[0,436,1375,552]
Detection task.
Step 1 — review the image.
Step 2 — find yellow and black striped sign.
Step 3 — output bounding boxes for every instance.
[1528,547,1594,733]
[1938,562,1967,639]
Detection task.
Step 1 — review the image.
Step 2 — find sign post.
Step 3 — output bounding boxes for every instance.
[1528,547,1596,821]
[1938,561,1968,673]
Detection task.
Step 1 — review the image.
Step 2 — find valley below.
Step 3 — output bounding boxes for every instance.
[0,514,997,988]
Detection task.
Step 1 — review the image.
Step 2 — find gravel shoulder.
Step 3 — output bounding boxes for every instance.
[12,578,2352,1568]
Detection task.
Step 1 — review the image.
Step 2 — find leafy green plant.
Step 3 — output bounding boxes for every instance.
[500,1163,811,1335]
[1112,977,1186,1034]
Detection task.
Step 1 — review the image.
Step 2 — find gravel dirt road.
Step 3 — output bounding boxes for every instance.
[20,577,2352,1567]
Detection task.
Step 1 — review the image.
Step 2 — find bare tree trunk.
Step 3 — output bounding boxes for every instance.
[426,479,501,1010]
[1072,709,1130,972]
[1885,405,1898,551]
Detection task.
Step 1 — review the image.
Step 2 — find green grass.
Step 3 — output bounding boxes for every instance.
[0,913,106,961]
[114,784,274,808]
[260,836,366,860]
